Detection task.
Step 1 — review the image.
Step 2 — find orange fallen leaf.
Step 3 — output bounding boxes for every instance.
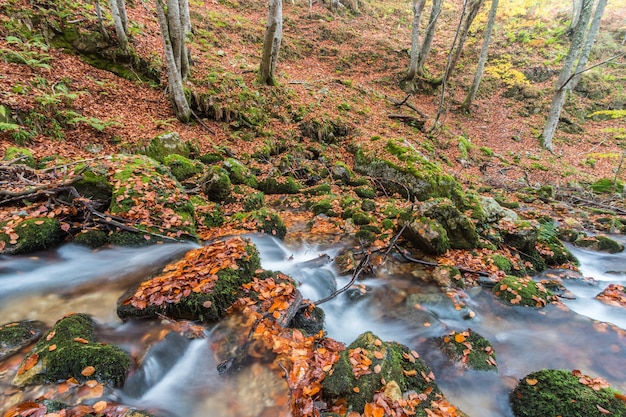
[73,337,89,344]
[81,366,96,376]
[46,330,56,341]
[526,378,539,386]
[454,333,466,343]
[18,353,39,375]
[353,386,360,393]
[93,401,107,413]
[49,344,57,351]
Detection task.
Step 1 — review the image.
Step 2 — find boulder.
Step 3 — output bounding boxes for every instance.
[438,329,497,371]
[479,196,518,223]
[402,216,450,255]
[421,198,479,250]
[492,276,557,308]
[0,320,47,361]
[0,217,62,255]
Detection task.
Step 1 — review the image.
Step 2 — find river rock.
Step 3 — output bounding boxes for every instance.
[0,217,62,255]
[479,196,518,223]
[12,313,130,387]
[596,284,626,308]
[0,320,47,361]
[501,220,539,253]
[420,198,478,250]
[438,329,497,371]
[117,237,261,323]
[573,234,624,254]
[322,331,443,413]
[402,216,450,255]
[492,276,557,308]
[510,369,626,417]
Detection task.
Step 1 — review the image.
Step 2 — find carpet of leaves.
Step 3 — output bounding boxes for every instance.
[595,284,626,308]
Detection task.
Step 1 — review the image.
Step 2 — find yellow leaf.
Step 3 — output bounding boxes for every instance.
[526,378,539,386]
[454,333,466,343]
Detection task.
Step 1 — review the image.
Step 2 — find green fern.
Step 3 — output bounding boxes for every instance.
[538,221,558,244]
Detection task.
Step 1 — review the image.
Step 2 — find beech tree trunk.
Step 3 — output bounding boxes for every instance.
[417,0,443,77]
[156,0,191,122]
[94,0,110,41]
[541,0,594,151]
[259,0,283,86]
[108,0,128,49]
[461,0,498,113]
[406,0,427,81]
[569,0,607,91]
[443,0,484,84]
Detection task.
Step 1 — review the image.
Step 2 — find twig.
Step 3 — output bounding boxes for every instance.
[313,250,371,305]
[191,109,215,134]
[393,244,491,276]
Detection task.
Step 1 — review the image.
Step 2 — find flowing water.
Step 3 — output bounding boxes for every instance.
[1,235,625,417]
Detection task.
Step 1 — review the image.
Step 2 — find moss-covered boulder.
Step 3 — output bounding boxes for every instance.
[200,165,232,202]
[257,175,301,194]
[5,399,158,417]
[73,169,113,207]
[13,314,130,387]
[574,234,624,253]
[354,143,465,205]
[501,220,539,254]
[230,209,288,239]
[479,196,518,223]
[492,275,557,308]
[117,237,261,323]
[322,331,442,413]
[223,158,258,188]
[0,217,62,255]
[164,154,204,182]
[108,154,197,242]
[439,329,497,371]
[510,369,626,417]
[421,198,478,250]
[402,216,450,255]
[2,147,36,168]
[243,192,266,211]
[139,131,194,163]
[0,320,47,361]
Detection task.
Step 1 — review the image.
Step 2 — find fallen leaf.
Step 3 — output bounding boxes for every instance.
[48,344,57,351]
[73,337,89,344]
[526,378,539,386]
[81,366,96,376]
[93,401,107,413]
[454,333,466,343]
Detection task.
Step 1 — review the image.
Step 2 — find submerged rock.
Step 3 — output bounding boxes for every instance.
[12,313,130,387]
[117,237,261,323]
[510,369,626,417]
[0,320,47,361]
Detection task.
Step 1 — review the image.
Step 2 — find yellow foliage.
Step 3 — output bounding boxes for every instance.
[485,56,530,86]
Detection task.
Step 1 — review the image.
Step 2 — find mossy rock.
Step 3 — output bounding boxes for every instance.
[1,217,62,255]
[139,131,193,163]
[351,210,373,226]
[289,306,325,336]
[479,196,518,223]
[502,220,539,253]
[421,198,478,250]
[541,239,579,266]
[300,117,351,144]
[402,216,450,255]
[574,235,624,254]
[510,369,626,417]
[73,169,113,205]
[488,254,514,274]
[223,158,258,188]
[303,183,332,196]
[361,199,376,212]
[243,192,266,211]
[200,165,232,202]
[322,331,442,413]
[439,329,497,371]
[558,228,583,243]
[3,147,36,168]
[311,198,338,217]
[354,185,376,199]
[354,145,466,206]
[73,230,111,248]
[164,154,204,182]
[257,176,301,194]
[590,178,624,194]
[249,209,287,239]
[330,162,355,184]
[109,154,197,242]
[13,314,130,387]
[492,276,556,308]
[117,237,261,323]
[0,320,47,361]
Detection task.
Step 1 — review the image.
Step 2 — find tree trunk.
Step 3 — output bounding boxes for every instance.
[417,0,443,77]
[180,0,192,36]
[444,0,484,84]
[461,0,498,113]
[259,0,283,86]
[569,0,583,34]
[116,0,128,32]
[156,0,191,122]
[406,0,427,80]
[94,0,110,41]
[569,0,607,91]
[541,0,594,151]
[108,0,128,49]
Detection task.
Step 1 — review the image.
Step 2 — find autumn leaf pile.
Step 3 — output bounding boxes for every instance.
[596,284,626,308]
[122,237,252,310]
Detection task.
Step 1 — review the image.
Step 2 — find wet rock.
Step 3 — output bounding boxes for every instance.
[510,369,626,417]
[0,320,47,361]
[117,237,261,323]
[573,234,624,254]
[13,313,130,387]
[322,331,443,413]
[290,305,325,335]
[438,329,497,371]
[402,216,450,255]
[0,217,62,255]
[492,276,557,308]
[421,198,478,250]
[596,284,626,308]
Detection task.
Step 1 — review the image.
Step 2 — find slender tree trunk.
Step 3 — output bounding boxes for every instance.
[156,0,191,122]
[541,0,594,151]
[406,0,427,80]
[570,0,583,34]
[117,0,128,32]
[180,0,192,36]
[417,0,443,77]
[259,0,283,86]
[569,0,607,91]
[94,0,110,41]
[461,0,498,113]
[108,0,128,49]
[444,0,484,84]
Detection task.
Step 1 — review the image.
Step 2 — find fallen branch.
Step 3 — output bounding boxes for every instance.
[393,244,492,277]
[313,249,371,306]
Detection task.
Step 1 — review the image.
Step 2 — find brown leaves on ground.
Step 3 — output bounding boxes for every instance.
[596,284,626,308]
[123,237,251,309]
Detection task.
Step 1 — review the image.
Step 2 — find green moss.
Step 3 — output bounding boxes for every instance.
[201,165,232,202]
[304,183,332,196]
[164,154,203,181]
[360,199,376,212]
[0,320,46,361]
[223,158,258,188]
[493,276,556,308]
[421,198,478,250]
[351,211,373,226]
[1,217,62,255]
[3,146,35,167]
[574,235,624,253]
[257,176,301,194]
[13,314,130,387]
[590,178,624,194]
[139,132,193,163]
[199,152,224,164]
[243,192,266,211]
[439,329,497,371]
[510,369,626,417]
[489,254,514,274]
[322,331,441,413]
[311,198,337,216]
[354,185,376,199]
[73,169,112,203]
[403,216,450,255]
[252,209,287,239]
[73,230,111,248]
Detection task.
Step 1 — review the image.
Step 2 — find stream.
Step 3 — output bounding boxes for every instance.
[1,234,625,417]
